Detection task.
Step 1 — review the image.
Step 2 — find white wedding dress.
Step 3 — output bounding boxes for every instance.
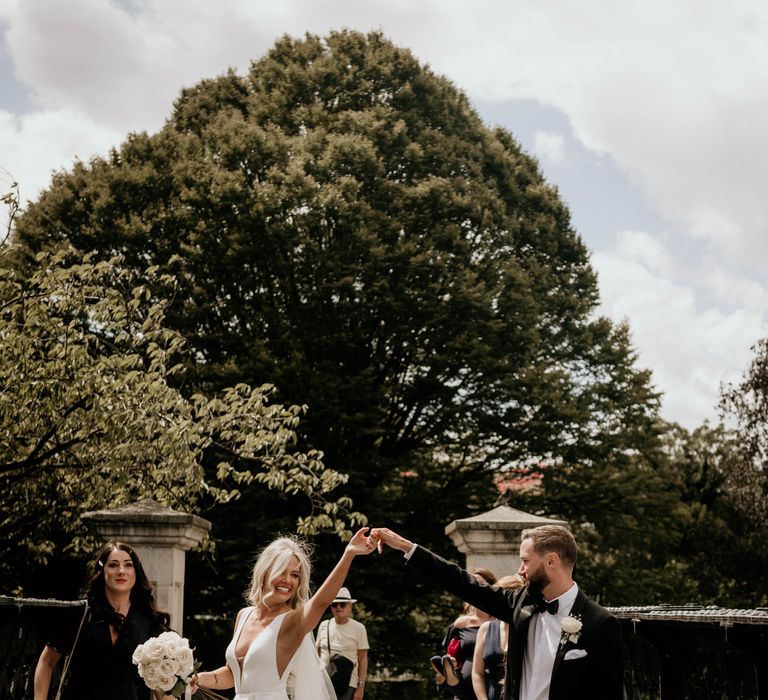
[226,608,336,700]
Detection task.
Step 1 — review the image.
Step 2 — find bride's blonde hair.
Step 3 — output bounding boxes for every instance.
[246,536,312,609]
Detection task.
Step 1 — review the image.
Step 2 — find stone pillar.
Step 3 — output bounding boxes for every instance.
[82,499,211,634]
[445,505,567,577]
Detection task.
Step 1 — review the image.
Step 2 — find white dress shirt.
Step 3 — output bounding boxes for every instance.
[520,582,578,700]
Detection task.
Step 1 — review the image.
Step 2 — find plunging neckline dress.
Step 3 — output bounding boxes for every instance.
[225,607,336,700]
[226,609,291,699]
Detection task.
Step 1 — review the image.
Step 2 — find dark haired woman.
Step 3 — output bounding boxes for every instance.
[438,568,497,700]
[34,541,171,700]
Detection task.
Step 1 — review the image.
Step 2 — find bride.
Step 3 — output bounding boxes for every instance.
[192,527,376,700]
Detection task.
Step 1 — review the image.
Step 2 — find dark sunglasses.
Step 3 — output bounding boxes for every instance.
[331,602,348,608]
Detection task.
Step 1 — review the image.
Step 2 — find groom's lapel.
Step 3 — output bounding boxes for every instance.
[551,591,587,681]
[513,594,536,669]
[513,592,536,632]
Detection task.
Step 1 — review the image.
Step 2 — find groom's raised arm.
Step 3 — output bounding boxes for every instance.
[370,528,514,622]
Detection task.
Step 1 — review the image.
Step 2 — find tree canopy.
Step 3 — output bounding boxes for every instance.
[11,29,660,495]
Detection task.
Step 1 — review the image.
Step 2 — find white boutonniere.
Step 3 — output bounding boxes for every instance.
[560,614,582,646]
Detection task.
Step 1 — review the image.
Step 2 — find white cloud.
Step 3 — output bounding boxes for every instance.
[611,230,676,279]
[0,0,18,20]
[532,131,566,167]
[7,0,185,130]
[594,233,767,428]
[0,108,119,200]
[703,263,768,314]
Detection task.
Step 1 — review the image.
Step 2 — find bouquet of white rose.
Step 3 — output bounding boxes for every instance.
[133,631,198,698]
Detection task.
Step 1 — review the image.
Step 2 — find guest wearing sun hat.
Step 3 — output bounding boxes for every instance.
[316,587,369,700]
[333,587,357,604]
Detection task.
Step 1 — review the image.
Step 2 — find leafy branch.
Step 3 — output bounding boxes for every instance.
[1,167,19,247]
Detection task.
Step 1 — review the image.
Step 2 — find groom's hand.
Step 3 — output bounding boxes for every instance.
[368,527,414,554]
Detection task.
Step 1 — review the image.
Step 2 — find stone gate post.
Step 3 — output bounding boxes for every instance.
[445,505,567,576]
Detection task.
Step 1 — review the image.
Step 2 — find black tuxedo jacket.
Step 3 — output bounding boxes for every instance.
[408,545,624,700]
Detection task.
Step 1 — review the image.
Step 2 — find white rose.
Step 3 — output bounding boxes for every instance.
[561,616,582,635]
[160,630,183,644]
[176,647,194,677]
[163,639,180,657]
[144,639,165,661]
[158,674,177,692]
[132,644,144,665]
[159,659,178,676]
[140,661,161,685]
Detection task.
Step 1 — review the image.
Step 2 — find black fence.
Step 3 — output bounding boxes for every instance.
[0,596,88,700]
[610,605,768,699]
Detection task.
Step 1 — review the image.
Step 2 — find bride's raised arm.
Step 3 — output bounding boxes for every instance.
[296,526,376,634]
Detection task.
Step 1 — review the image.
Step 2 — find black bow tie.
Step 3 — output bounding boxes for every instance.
[533,598,559,615]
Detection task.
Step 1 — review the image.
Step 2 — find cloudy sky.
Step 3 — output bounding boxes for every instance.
[1,0,766,429]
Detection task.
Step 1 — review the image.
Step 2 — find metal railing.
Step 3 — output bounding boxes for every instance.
[608,605,768,699]
[0,597,89,700]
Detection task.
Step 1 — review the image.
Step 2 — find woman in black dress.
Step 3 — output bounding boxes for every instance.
[438,568,496,700]
[34,541,171,700]
[470,576,524,700]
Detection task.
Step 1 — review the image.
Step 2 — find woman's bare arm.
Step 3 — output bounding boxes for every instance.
[191,610,244,693]
[34,645,61,700]
[471,621,490,700]
[289,527,375,637]
[194,665,234,692]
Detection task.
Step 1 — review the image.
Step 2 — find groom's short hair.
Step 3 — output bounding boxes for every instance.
[521,525,577,568]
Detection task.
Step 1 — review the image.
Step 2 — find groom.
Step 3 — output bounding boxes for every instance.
[370,524,624,700]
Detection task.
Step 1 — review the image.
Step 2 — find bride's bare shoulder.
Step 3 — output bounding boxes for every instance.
[232,606,253,629]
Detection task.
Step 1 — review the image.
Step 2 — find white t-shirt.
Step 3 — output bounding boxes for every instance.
[317,618,369,687]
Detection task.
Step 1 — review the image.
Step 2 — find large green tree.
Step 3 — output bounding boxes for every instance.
[9,30,665,668]
[11,30,660,499]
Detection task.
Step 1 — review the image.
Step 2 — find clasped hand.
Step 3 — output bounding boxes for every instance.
[365,527,413,555]
[345,526,414,557]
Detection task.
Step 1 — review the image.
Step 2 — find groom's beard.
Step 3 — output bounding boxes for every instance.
[525,563,551,599]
